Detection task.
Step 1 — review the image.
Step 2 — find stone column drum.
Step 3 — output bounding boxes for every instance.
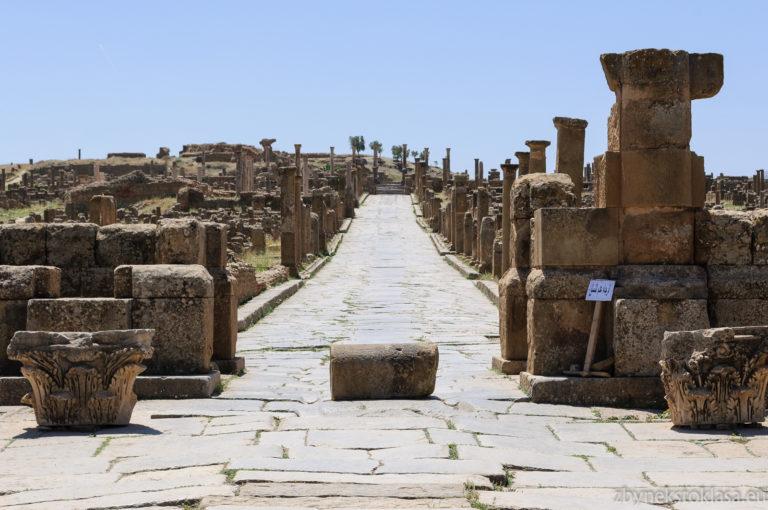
[8,330,154,427]
[553,117,588,202]
[525,141,550,173]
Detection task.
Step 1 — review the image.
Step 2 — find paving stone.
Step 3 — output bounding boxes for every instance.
[511,471,649,488]
[200,495,471,508]
[476,434,610,457]
[457,445,592,471]
[425,429,478,446]
[645,471,768,487]
[703,440,756,458]
[622,422,768,441]
[610,439,713,458]
[280,416,447,431]
[369,444,449,461]
[236,482,468,498]
[307,429,429,449]
[506,402,596,419]
[477,488,662,510]
[375,459,506,484]
[590,456,768,473]
[258,430,307,449]
[550,422,633,442]
[232,471,494,489]
[228,456,379,474]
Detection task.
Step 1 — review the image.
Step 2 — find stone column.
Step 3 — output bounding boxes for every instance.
[330,146,335,173]
[479,161,484,185]
[473,158,480,189]
[515,151,530,176]
[295,175,304,265]
[372,145,379,191]
[463,211,473,257]
[302,155,309,193]
[279,166,299,276]
[1,168,6,192]
[553,116,588,202]
[402,144,408,176]
[525,140,550,173]
[312,189,327,252]
[424,148,429,167]
[500,161,518,274]
[294,144,302,169]
[453,174,468,253]
[344,161,355,217]
[476,185,489,265]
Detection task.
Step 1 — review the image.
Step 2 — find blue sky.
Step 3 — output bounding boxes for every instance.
[0,1,765,176]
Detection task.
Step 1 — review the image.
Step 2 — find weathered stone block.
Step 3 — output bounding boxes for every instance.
[751,210,768,264]
[0,300,27,375]
[26,298,132,331]
[499,269,528,362]
[614,265,707,300]
[526,268,610,300]
[0,224,46,265]
[330,343,438,400]
[209,268,238,363]
[531,207,618,267]
[131,297,213,375]
[89,195,117,226]
[96,224,157,267]
[527,298,611,376]
[594,152,621,208]
[510,173,576,219]
[620,149,692,207]
[46,223,97,268]
[155,218,205,265]
[204,222,228,268]
[509,219,530,269]
[0,265,61,300]
[115,264,213,299]
[707,265,768,299]
[620,207,693,264]
[695,209,752,265]
[709,299,768,327]
[613,298,709,377]
[691,152,706,208]
[81,266,115,297]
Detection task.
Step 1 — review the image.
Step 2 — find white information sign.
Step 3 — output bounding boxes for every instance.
[586,279,615,302]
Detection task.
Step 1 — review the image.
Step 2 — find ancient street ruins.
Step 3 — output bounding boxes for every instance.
[2,37,768,510]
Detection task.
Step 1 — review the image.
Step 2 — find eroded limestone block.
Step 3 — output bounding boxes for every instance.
[509,219,531,269]
[614,265,707,300]
[511,174,577,220]
[131,297,213,375]
[0,224,46,265]
[155,219,206,265]
[0,265,61,300]
[114,264,213,299]
[613,299,709,377]
[209,268,238,362]
[330,343,438,400]
[526,298,611,376]
[204,222,228,268]
[27,298,132,331]
[89,195,117,226]
[531,207,618,267]
[499,268,528,361]
[0,300,27,375]
[526,268,610,300]
[709,299,768,328]
[7,330,154,427]
[750,210,768,264]
[694,209,752,265]
[660,326,768,427]
[96,224,157,267]
[620,207,693,264]
[46,223,97,267]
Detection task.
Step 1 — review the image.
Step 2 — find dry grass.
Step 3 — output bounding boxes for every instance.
[0,199,65,223]
[241,235,281,271]
[134,196,178,215]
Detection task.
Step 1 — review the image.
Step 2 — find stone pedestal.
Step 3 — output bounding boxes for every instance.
[553,117,588,202]
[7,330,154,427]
[525,141,550,173]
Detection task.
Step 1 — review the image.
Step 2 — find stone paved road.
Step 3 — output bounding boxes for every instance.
[1,195,767,509]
